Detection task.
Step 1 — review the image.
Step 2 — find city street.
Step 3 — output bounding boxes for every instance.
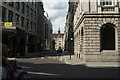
[16,52,119,78]
[1,1,120,80]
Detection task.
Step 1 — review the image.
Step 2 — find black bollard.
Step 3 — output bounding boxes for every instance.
[79,54,80,59]
[70,54,71,60]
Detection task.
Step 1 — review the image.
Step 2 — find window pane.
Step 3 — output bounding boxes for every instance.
[15,14,19,22]
[30,21,32,32]
[2,7,6,22]
[109,0,112,5]
[26,19,29,30]
[31,9,33,18]
[15,14,19,27]
[21,17,24,27]
[34,11,36,19]
[9,2,14,7]
[33,23,36,32]
[8,10,13,22]
[22,2,25,13]
[16,2,20,11]
[26,5,29,16]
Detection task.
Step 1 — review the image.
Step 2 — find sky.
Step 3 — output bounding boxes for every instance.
[43,0,69,33]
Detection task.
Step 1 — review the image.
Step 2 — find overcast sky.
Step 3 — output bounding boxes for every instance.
[43,0,69,33]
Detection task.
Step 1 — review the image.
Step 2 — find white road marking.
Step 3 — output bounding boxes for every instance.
[41,57,44,59]
[27,71,58,76]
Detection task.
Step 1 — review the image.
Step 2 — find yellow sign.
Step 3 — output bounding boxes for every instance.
[4,22,13,27]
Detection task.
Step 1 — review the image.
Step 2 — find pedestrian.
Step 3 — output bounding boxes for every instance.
[57,47,63,56]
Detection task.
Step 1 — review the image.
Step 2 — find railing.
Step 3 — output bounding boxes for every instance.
[102,6,115,11]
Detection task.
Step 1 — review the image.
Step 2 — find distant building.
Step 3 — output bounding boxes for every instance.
[53,28,64,51]
[44,12,53,51]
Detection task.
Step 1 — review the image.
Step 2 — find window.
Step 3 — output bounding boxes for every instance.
[8,10,13,22]
[26,5,29,16]
[15,14,19,22]
[30,21,32,32]
[33,23,36,32]
[21,2,25,13]
[30,9,33,18]
[101,0,112,6]
[16,2,20,11]
[59,41,61,45]
[2,7,6,22]
[34,11,36,19]
[21,17,24,27]
[26,19,29,30]
[34,2,36,8]
[15,14,19,26]
[32,2,34,6]
[9,2,14,7]
[15,14,19,23]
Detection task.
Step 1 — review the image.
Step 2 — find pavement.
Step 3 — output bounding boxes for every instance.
[18,51,120,68]
[63,54,120,67]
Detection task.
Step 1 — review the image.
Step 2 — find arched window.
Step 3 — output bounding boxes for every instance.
[100,23,115,51]
[101,0,112,6]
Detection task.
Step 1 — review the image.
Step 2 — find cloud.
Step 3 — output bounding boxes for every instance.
[43,0,68,33]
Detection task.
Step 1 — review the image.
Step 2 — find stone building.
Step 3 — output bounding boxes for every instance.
[53,29,64,51]
[1,1,45,56]
[44,12,53,51]
[72,0,120,62]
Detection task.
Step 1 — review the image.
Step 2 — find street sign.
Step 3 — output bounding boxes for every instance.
[4,22,13,27]
[3,22,16,29]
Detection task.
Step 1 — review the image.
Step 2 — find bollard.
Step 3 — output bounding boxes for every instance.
[79,54,80,59]
[70,54,71,60]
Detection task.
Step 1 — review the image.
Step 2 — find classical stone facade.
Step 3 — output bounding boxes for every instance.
[53,29,64,51]
[73,0,120,62]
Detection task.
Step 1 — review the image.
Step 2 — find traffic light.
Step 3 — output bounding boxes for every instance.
[70,37,73,41]
[70,32,74,41]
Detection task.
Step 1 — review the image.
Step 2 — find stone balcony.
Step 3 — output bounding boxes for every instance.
[102,6,115,12]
